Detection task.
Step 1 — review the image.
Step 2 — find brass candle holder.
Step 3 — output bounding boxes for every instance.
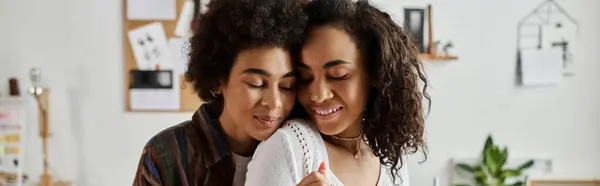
[27,68,71,186]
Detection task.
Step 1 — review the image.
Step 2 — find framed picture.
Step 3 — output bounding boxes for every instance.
[404,8,426,53]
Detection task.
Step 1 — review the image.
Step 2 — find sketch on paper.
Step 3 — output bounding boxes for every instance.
[128,22,173,70]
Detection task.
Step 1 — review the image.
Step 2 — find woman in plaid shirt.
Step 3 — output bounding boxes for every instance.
[133,0,308,185]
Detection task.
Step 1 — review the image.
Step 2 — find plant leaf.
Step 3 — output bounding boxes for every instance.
[474,176,486,186]
[517,160,535,171]
[508,181,525,186]
[485,145,500,176]
[474,168,487,184]
[484,135,494,151]
[501,169,522,179]
[483,135,494,164]
[457,163,477,173]
[499,147,508,169]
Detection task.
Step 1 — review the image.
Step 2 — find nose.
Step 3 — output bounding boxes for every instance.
[261,87,282,109]
[309,78,333,103]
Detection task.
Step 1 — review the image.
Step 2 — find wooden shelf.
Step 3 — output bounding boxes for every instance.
[418,53,458,61]
[530,179,600,186]
[421,4,459,62]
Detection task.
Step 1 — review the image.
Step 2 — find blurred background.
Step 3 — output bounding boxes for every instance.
[0,0,598,185]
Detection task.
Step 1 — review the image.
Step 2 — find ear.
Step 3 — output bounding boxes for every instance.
[214,87,223,94]
[215,80,227,94]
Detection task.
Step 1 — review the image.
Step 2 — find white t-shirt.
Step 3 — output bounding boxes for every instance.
[245,119,410,186]
[231,153,252,186]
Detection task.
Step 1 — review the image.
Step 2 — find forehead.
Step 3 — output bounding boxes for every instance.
[301,26,360,68]
[232,47,293,75]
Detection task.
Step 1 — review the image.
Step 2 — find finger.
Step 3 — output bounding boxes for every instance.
[297,172,326,185]
[319,161,326,171]
[313,180,329,186]
[318,161,327,176]
[316,181,329,186]
[297,172,324,185]
[299,179,328,186]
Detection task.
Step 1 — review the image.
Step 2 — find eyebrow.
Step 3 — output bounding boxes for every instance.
[242,68,295,78]
[242,68,270,77]
[298,60,350,70]
[323,60,350,68]
[282,71,295,78]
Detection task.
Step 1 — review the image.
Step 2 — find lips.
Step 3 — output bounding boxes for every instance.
[313,107,342,115]
[310,106,343,120]
[254,115,280,128]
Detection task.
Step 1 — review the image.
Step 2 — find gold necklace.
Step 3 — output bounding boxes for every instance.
[329,133,362,141]
[327,133,363,159]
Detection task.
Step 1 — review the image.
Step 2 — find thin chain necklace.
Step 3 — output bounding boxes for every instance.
[329,133,362,141]
[327,116,366,159]
[327,132,363,159]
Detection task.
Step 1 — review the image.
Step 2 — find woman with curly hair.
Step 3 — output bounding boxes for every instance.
[132,0,307,185]
[245,0,429,185]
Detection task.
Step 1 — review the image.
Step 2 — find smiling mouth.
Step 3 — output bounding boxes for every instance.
[312,107,343,116]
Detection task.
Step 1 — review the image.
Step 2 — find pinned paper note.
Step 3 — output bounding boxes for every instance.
[128,22,174,70]
[0,134,20,143]
[130,70,181,110]
[168,38,190,75]
[520,48,563,87]
[0,103,25,180]
[127,0,176,20]
[175,1,195,37]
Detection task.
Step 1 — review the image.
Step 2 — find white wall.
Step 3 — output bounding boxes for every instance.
[0,0,598,185]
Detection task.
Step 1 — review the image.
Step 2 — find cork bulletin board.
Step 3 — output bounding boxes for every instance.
[122,0,203,112]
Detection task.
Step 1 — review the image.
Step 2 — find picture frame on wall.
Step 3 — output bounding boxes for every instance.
[404,8,426,53]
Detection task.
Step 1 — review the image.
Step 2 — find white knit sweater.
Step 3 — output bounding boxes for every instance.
[245,119,409,186]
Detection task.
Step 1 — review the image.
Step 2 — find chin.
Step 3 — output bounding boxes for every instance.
[314,121,346,136]
[251,129,278,141]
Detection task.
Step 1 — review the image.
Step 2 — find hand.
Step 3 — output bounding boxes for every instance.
[297,161,329,186]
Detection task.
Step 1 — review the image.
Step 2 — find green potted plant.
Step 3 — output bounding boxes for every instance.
[455,135,535,186]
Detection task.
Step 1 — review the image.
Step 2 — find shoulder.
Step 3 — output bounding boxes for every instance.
[254,118,321,156]
[141,121,202,170]
[135,120,200,185]
[278,119,320,137]
[246,119,326,185]
[143,120,198,153]
[271,119,325,158]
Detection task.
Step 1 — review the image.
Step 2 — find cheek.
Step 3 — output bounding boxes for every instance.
[333,79,368,109]
[281,91,297,112]
[224,84,262,111]
[297,85,311,107]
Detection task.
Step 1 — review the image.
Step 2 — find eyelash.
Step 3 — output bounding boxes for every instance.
[328,74,349,81]
[247,83,263,89]
[298,74,349,84]
[280,86,294,91]
[246,83,294,91]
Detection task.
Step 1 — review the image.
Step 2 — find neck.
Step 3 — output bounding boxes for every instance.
[328,119,363,153]
[219,113,258,157]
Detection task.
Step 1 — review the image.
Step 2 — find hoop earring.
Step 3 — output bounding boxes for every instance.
[210,89,219,97]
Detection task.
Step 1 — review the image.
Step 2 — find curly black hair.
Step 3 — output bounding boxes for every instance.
[185,0,307,103]
[303,0,430,183]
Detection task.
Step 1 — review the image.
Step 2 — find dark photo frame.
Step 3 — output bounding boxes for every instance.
[192,0,202,32]
[404,8,426,53]
[193,0,201,18]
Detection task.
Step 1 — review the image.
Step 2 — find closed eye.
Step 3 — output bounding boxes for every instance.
[328,74,349,81]
[280,86,294,91]
[246,82,263,89]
